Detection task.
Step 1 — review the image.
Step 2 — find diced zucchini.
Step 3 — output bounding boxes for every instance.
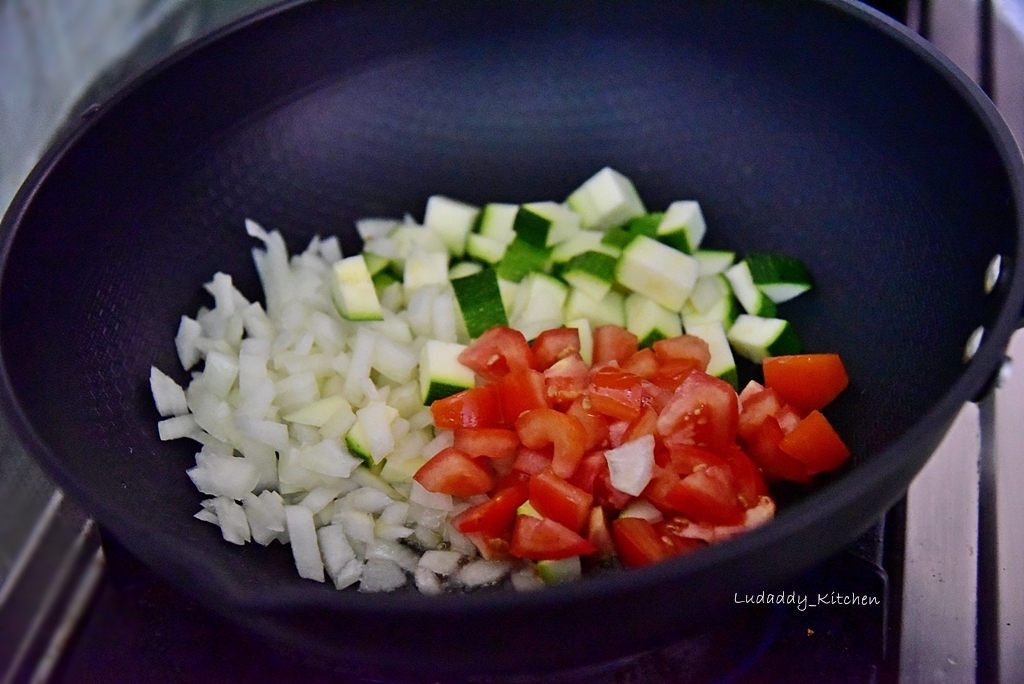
[744,253,813,303]
[694,249,736,276]
[687,274,731,314]
[727,314,802,363]
[625,212,664,238]
[558,251,618,302]
[681,292,742,331]
[477,202,519,245]
[625,293,683,347]
[656,200,706,254]
[615,235,699,311]
[550,230,621,264]
[466,233,509,264]
[725,261,777,317]
[565,167,646,231]
[363,252,391,276]
[332,255,384,321]
[448,261,484,280]
[451,268,509,339]
[509,272,569,341]
[372,270,399,297]
[512,202,581,248]
[536,556,583,584]
[424,195,480,258]
[565,317,594,365]
[380,455,428,484]
[601,226,637,251]
[403,250,449,292]
[517,500,542,518]
[495,237,552,283]
[419,340,475,404]
[498,278,519,315]
[564,287,626,328]
[283,395,352,427]
[345,402,399,466]
[685,320,738,388]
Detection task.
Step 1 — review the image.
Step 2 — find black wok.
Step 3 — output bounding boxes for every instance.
[1,0,1022,677]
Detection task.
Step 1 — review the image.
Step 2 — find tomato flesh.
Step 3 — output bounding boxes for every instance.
[413,447,495,496]
[657,371,739,452]
[515,408,588,479]
[431,384,504,430]
[611,517,669,567]
[589,366,645,421]
[779,410,851,475]
[529,467,594,533]
[543,354,590,407]
[763,353,849,413]
[458,326,534,382]
[453,428,520,459]
[510,515,597,560]
[593,325,639,365]
[496,367,550,426]
[451,483,529,536]
[532,327,582,371]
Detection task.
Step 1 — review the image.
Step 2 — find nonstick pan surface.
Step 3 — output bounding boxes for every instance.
[1,0,1022,676]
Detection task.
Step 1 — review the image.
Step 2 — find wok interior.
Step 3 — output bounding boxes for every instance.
[0,0,1017,670]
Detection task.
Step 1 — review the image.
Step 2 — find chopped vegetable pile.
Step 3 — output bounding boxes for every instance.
[150,167,850,592]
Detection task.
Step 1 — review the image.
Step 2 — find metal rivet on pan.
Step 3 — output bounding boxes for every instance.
[964,325,984,362]
[984,254,1002,294]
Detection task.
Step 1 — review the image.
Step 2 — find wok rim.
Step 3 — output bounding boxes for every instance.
[0,0,1021,620]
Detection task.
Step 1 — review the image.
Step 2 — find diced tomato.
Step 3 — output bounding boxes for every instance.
[593,325,639,365]
[566,396,610,451]
[622,406,659,445]
[662,465,746,526]
[492,468,531,492]
[458,326,534,382]
[529,468,594,533]
[413,447,495,496]
[498,368,550,424]
[653,335,711,371]
[532,327,581,371]
[623,348,659,379]
[657,371,739,452]
[569,451,632,510]
[515,408,588,479]
[464,531,514,561]
[453,428,520,459]
[543,354,590,407]
[451,483,529,537]
[589,366,645,421]
[744,415,810,483]
[655,517,705,557]
[510,515,597,560]
[611,517,669,567]
[641,380,673,413]
[763,353,849,413]
[738,380,765,404]
[665,444,728,476]
[512,445,553,475]
[593,466,634,511]
[586,506,616,557]
[567,451,605,494]
[778,410,851,475]
[430,384,504,430]
[642,465,682,513]
[608,420,630,447]
[718,445,770,507]
[737,386,785,442]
